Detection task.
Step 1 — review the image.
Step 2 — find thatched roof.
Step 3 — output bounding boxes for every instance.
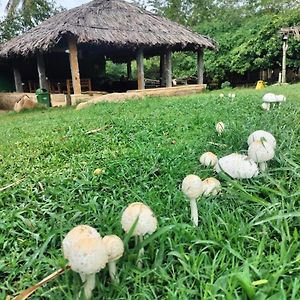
[0,0,216,59]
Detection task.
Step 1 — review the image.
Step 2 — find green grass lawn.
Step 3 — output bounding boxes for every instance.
[0,84,300,299]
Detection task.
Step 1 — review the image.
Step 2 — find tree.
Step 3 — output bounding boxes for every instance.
[0,0,63,42]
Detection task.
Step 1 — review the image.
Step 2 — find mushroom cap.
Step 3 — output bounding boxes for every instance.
[121,202,157,236]
[216,122,225,134]
[68,237,108,274]
[248,140,275,163]
[182,174,203,199]
[247,130,276,149]
[262,93,277,103]
[214,153,259,179]
[199,177,221,197]
[62,225,101,259]
[199,152,218,167]
[102,235,124,262]
[275,94,286,102]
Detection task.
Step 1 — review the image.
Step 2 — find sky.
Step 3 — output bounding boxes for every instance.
[0,0,91,17]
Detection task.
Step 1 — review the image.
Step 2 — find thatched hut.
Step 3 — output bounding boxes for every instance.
[0,0,216,96]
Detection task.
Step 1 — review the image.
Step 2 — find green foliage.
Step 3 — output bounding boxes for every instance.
[135,0,300,82]
[221,81,231,89]
[0,0,63,42]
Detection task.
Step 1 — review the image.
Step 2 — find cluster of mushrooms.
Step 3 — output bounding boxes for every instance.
[182,127,276,226]
[62,202,157,299]
[262,93,286,111]
[62,95,278,298]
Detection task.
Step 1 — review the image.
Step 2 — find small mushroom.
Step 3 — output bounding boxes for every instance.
[214,153,259,179]
[216,122,225,135]
[182,174,202,226]
[121,202,157,267]
[67,237,108,299]
[102,235,124,283]
[248,140,275,171]
[199,177,221,197]
[199,152,218,167]
[62,225,101,260]
[247,130,276,149]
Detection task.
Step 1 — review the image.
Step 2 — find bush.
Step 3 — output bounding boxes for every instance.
[221,81,232,89]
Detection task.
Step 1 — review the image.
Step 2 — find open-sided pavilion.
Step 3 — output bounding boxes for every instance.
[0,0,216,100]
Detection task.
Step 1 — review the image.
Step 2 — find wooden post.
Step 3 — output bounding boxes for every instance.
[197,49,204,84]
[68,37,81,94]
[282,40,288,84]
[37,53,48,89]
[160,53,166,87]
[165,49,172,87]
[13,64,23,92]
[127,61,132,79]
[136,49,145,90]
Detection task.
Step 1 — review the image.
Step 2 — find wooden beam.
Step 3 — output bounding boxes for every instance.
[68,38,81,94]
[197,49,204,84]
[136,49,145,90]
[37,54,48,90]
[13,64,23,93]
[127,61,132,79]
[165,50,172,88]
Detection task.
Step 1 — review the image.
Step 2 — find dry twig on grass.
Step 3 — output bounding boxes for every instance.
[13,265,70,300]
[0,178,24,192]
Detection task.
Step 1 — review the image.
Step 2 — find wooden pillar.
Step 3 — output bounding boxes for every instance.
[136,49,145,90]
[159,53,166,87]
[197,49,204,84]
[13,64,23,92]
[68,37,81,94]
[127,61,132,79]
[165,49,172,87]
[282,40,288,84]
[37,54,47,89]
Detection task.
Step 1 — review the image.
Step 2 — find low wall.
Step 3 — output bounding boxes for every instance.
[0,92,107,110]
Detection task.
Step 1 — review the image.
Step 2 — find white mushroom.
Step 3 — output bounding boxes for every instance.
[262,93,276,103]
[247,130,276,149]
[275,94,286,102]
[216,122,225,135]
[199,152,218,167]
[199,177,221,197]
[121,202,157,267]
[248,140,275,171]
[67,237,108,300]
[62,225,101,260]
[102,235,124,283]
[214,153,259,179]
[182,174,202,226]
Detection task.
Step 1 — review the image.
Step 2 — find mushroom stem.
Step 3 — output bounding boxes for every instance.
[190,198,198,226]
[137,235,144,269]
[259,162,267,172]
[108,261,119,283]
[84,273,96,300]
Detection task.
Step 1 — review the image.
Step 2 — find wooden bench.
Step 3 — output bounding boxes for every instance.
[66,78,92,94]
